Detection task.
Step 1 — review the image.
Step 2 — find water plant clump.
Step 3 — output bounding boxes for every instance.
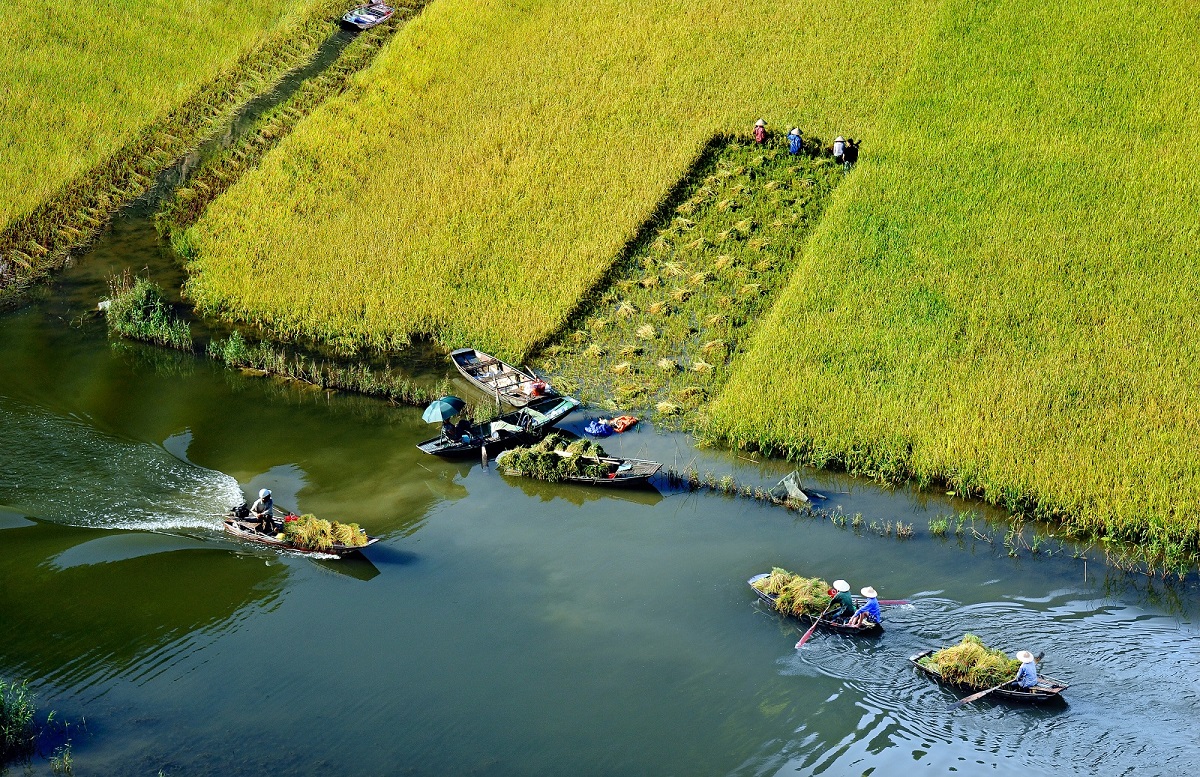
[500,432,611,482]
[282,514,368,551]
[103,272,192,350]
[0,678,38,763]
[918,634,1022,689]
[750,568,831,618]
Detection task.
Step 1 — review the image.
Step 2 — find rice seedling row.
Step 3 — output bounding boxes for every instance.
[0,0,347,307]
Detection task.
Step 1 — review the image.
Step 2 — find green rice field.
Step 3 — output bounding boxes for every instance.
[185,0,938,355]
[0,0,330,233]
[187,0,1200,555]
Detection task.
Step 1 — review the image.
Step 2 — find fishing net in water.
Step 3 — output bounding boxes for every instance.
[922,634,1021,689]
[751,568,832,618]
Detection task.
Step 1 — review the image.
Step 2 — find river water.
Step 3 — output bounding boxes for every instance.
[3,55,1200,777]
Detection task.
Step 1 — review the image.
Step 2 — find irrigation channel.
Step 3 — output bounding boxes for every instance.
[3,48,1200,777]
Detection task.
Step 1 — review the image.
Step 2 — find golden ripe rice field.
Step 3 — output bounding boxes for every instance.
[0,0,330,232]
[184,0,940,355]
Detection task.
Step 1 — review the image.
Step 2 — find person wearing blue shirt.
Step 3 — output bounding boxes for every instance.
[1013,650,1038,688]
[847,586,881,627]
[788,128,803,155]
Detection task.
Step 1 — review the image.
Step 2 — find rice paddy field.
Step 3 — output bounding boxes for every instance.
[0,0,332,234]
[184,0,1200,555]
[184,0,939,354]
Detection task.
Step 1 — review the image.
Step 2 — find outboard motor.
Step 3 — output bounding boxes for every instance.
[233,502,251,519]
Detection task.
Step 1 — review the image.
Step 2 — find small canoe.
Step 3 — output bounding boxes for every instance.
[747,573,882,636]
[224,510,379,558]
[341,3,394,29]
[909,649,1069,704]
[496,449,662,486]
[416,395,580,458]
[450,348,555,408]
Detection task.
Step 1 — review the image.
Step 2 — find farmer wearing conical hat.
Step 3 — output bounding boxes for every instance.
[753,119,767,145]
[833,135,846,164]
[788,127,803,156]
[847,585,881,627]
[828,579,855,620]
[1013,650,1039,689]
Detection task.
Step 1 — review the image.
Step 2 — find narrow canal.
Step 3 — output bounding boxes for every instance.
[1,49,1199,777]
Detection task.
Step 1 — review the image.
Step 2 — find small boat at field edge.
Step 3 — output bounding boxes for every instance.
[450,347,556,408]
[341,3,394,29]
[909,649,1069,704]
[496,449,662,486]
[416,395,580,458]
[747,573,882,636]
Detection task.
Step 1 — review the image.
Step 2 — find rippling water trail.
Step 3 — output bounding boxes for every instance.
[757,590,1200,775]
[0,395,241,530]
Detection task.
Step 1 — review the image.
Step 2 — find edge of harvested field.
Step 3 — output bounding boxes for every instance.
[0,0,349,308]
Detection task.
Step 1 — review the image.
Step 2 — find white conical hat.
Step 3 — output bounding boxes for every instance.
[833,579,850,592]
[835,136,845,142]
[860,586,877,598]
[789,128,801,137]
[755,119,766,127]
[1015,650,1036,663]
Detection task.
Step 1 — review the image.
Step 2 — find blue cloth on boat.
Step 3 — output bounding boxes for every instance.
[853,597,881,623]
[584,419,613,437]
[788,133,803,155]
[1015,660,1038,688]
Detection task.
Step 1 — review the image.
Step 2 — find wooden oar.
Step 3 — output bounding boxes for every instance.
[795,600,835,649]
[945,652,1044,710]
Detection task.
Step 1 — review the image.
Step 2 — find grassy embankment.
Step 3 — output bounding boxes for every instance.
[184,0,940,356]
[0,0,345,304]
[708,0,1200,569]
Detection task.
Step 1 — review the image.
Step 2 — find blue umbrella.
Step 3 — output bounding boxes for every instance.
[422,396,466,423]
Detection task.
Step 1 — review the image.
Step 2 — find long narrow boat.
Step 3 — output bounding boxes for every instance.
[496,449,662,486]
[450,348,556,408]
[224,509,380,558]
[341,3,394,29]
[747,573,882,636]
[909,649,1069,704]
[416,395,580,458]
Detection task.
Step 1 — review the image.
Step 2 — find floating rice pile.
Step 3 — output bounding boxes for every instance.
[918,634,1021,689]
[282,514,369,551]
[500,432,610,483]
[751,568,831,618]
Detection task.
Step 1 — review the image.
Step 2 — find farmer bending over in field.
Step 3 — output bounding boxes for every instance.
[788,128,803,155]
[833,136,846,164]
[753,119,767,144]
[843,138,859,171]
[846,586,880,627]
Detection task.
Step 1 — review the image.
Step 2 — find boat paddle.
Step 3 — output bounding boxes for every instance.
[945,651,1043,710]
[795,600,835,649]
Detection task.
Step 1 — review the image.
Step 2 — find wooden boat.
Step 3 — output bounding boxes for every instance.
[224,509,380,558]
[416,395,580,458]
[909,649,1069,704]
[450,348,556,408]
[495,449,662,486]
[747,573,883,636]
[341,3,394,29]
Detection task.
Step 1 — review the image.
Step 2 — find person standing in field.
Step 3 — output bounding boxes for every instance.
[788,128,803,155]
[753,119,767,145]
[844,138,859,171]
[833,136,846,164]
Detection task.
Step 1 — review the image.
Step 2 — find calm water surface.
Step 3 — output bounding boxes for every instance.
[1,187,1199,776]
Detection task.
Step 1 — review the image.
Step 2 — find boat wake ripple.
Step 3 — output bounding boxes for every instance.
[0,396,241,531]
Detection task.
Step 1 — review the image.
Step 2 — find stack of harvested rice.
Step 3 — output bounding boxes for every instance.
[751,568,831,618]
[921,634,1022,689]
